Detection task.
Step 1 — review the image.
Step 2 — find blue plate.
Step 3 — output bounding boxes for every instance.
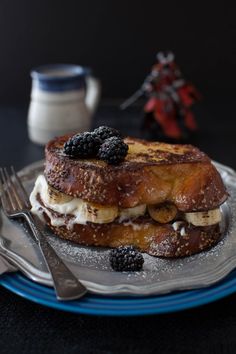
[1,271,236,316]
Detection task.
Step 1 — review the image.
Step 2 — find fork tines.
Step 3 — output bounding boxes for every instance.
[0,167,31,213]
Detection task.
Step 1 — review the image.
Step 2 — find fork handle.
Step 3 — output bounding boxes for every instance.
[23,212,87,300]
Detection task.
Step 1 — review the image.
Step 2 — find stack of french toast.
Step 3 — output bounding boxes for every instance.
[30,127,228,258]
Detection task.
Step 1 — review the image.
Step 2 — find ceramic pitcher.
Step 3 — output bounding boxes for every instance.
[27,64,101,145]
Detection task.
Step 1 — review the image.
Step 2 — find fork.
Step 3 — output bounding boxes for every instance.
[0,166,87,300]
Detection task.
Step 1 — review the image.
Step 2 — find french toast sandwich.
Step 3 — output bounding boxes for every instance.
[30,133,228,258]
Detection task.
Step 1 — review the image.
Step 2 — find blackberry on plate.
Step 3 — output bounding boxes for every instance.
[109,246,144,272]
[98,137,128,164]
[93,126,122,141]
[63,132,102,158]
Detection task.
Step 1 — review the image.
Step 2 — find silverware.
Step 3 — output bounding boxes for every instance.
[0,166,87,300]
[0,236,53,285]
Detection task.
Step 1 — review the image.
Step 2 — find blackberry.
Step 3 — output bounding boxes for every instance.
[98,137,128,164]
[93,126,122,141]
[109,246,144,272]
[63,132,102,158]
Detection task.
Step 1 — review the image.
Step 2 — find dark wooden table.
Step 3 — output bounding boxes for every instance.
[0,101,235,354]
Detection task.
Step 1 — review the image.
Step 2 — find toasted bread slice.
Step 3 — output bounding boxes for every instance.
[45,136,227,211]
[41,208,221,258]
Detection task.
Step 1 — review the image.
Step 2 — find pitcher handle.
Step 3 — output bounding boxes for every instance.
[85,76,101,115]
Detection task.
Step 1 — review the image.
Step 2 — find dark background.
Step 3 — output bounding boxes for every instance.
[0,3,236,354]
[0,0,235,103]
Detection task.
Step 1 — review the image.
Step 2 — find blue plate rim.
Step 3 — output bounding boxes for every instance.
[1,271,236,316]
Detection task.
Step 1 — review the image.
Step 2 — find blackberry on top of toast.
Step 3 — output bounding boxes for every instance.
[63,132,101,158]
[98,137,128,164]
[93,126,122,141]
[63,126,128,165]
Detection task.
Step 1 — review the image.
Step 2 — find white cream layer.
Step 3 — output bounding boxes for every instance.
[29,175,146,229]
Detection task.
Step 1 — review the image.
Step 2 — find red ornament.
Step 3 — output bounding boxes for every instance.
[121,51,201,140]
[143,52,201,139]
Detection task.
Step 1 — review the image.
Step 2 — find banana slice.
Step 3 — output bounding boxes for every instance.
[78,202,118,224]
[47,185,73,204]
[184,208,221,226]
[148,203,177,223]
[119,204,146,221]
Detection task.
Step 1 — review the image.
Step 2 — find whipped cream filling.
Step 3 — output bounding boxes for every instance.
[30,175,146,230]
[30,175,89,225]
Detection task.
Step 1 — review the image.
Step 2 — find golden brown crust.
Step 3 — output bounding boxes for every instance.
[43,213,221,258]
[45,135,228,210]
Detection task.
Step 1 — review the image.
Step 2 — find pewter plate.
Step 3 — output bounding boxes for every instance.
[0,160,235,296]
